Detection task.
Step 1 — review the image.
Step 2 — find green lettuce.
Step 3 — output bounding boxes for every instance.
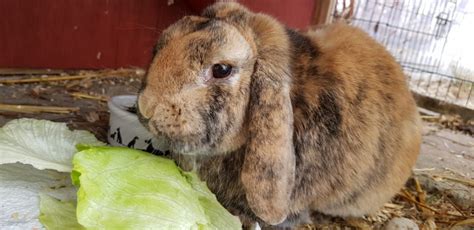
[0,119,101,228]
[0,119,240,229]
[182,172,243,229]
[0,118,104,172]
[71,146,241,230]
[0,163,76,229]
[39,194,84,230]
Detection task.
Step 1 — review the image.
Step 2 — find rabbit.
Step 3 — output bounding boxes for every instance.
[137,1,422,227]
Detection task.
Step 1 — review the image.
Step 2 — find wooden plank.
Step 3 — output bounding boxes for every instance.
[187,0,316,29]
[418,107,441,117]
[312,0,337,25]
[0,69,67,76]
[0,0,315,69]
[0,0,193,69]
[115,0,193,68]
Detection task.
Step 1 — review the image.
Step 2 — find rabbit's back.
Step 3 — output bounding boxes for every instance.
[288,23,421,216]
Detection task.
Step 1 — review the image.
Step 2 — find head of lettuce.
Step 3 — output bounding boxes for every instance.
[69,145,241,229]
[0,118,240,229]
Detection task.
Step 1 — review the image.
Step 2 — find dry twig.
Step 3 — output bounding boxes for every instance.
[414,178,432,216]
[70,92,109,102]
[445,196,468,217]
[451,218,474,229]
[0,104,79,114]
[433,174,474,187]
[0,70,137,84]
[421,115,440,121]
[399,190,440,214]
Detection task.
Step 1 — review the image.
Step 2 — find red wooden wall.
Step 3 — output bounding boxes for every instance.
[0,0,315,69]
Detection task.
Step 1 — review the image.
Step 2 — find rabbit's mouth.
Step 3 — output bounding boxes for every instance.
[137,110,150,129]
[147,129,215,156]
[168,139,212,156]
[139,116,212,155]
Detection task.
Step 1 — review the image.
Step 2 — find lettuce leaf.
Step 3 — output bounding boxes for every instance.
[0,119,240,229]
[0,163,76,229]
[39,194,84,230]
[182,172,244,229]
[0,119,104,172]
[0,119,101,229]
[72,146,241,230]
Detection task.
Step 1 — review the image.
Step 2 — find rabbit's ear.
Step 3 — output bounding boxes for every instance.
[202,2,295,224]
[153,16,208,54]
[240,16,295,224]
[242,60,295,225]
[202,1,249,22]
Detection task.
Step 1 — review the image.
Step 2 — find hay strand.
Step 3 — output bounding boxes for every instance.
[433,175,474,187]
[70,92,109,102]
[0,69,138,84]
[0,104,79,114]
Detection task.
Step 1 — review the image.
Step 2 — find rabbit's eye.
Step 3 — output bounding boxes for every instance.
[212,64,232,79]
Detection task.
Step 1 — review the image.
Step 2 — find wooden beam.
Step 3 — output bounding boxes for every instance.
[312,0,337,25]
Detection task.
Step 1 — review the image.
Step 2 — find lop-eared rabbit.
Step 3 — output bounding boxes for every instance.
[138,2,421,227]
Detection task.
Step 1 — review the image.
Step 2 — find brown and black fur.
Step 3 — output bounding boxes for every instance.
[137,2,422,227]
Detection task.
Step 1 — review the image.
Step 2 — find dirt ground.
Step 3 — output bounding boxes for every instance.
[0,69,473,229]
[418,123,473,178]
[0,69,143,141]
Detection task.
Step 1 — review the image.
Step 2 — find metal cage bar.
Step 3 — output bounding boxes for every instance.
[334,0,473,109]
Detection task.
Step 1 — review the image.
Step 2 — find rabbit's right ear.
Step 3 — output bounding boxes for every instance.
[202,1,249,20]
[201,2,256,45]
[154,16,208,54]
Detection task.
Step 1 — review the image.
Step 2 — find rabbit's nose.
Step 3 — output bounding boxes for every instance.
[138,94,154,119]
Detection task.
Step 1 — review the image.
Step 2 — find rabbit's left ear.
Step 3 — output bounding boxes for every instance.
[202,2,295,224]
[242,60,295,225]
[240,17,296,225]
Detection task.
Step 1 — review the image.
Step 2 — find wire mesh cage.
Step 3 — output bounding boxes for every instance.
[334,0,474,109]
